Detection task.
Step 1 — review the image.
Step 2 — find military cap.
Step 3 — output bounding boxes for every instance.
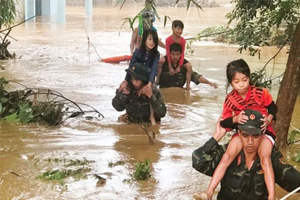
[125,63,149,83]
[238,109,264,135]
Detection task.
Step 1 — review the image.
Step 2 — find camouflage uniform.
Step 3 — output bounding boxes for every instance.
[192,137,300,200]
[112,85,166,123]
[158,56,201,88]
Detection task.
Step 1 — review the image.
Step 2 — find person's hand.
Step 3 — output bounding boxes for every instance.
[118,80,129,94]
[234,111,248,124]
[169,67,175,75]
[205,189,213,200]
[185,85,191,90]
[209,82,218,89]
[261,114,271,133]
[193,192,208,200]
[213,116,227,142]
[142,82,153,98]
[174,67,181,74]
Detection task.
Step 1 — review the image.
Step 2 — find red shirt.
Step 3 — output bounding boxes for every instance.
[165,35,186,66]
[222,86,275,136]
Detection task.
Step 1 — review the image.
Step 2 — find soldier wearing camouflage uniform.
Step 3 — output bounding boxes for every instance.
[157,43,217,89]
[112,63,166,123]
[192,109,300,200]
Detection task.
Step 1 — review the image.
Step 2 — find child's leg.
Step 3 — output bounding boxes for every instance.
[155,57,165,84]
[183,63,192,90]
[258,136,275,200]
[206,135,242,199]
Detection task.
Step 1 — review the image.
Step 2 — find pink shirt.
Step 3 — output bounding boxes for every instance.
[165,35,186,66]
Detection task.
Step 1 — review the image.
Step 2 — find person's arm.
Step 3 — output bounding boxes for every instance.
[149,87,166,118]
[260,88,277,130]
[192,120,227,176]
[158,38,166,49]
[165,36,172,64]
[125,50,139,81]
[179,38,186,66]
[272,146,300,192]
[266,101,277,121]
[197,75,218,89]
[130,28,139,54]
[112,89,129,111]
[219,100,235,129]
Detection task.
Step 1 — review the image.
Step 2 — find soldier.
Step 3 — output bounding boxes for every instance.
[156,43,218,89]
[112,63,166,123]
[192,109,300,200]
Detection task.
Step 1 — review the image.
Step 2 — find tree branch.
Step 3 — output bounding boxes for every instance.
[0,15,36,33]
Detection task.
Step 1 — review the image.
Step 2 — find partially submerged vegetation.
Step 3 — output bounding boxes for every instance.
[37,158,92,185]
[0,78,104,125]
[108,159,152,184]
[37,168,91,185]
[133,159,151,180]
[108,160,126,168]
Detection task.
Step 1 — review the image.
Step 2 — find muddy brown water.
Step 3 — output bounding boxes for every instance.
[1,2,300,200]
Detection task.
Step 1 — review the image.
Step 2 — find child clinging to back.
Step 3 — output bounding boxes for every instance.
[205,59,277,200]
[156,20,192,90]
[119,29,160,125]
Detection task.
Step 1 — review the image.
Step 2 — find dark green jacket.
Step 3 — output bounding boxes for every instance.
[159,57,201,88]
[112,86,166,123]
[192,137,300,200]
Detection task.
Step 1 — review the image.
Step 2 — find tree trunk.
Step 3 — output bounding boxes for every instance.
[275,19,300,148]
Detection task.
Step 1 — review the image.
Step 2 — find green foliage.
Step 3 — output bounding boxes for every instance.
[0,78,99,126]
[188,1,300,56]
[0,85,64,125]
[198,26,234,43]
[37,168,91,185]
[250,68,272,89]
[46,158,91,167]
[294,152,300,162]
[31,101,64,125]
[108,160,126,167]
[0,0,17,29]
[288,129,300,144]
[37,158,92,185]
[288,129,300,162]
[133,159,151,180]
[118,0,201,31]
[65,158,90,167]
[226,0,300,56]
[186,26,233,54]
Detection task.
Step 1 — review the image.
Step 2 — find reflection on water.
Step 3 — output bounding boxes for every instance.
[0,2,299,200]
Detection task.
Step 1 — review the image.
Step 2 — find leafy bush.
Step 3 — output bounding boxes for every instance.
[0,0,17,29]
[0,78,103,125]
[133,159,151,180]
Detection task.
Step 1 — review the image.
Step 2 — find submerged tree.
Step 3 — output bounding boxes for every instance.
[223,0,300,147]
[0,0,17,59]
[0,78,104,125]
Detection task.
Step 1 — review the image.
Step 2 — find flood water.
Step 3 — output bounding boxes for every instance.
[1,1,300,200]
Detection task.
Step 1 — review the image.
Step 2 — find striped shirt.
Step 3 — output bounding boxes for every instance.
[221,86,276,136]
